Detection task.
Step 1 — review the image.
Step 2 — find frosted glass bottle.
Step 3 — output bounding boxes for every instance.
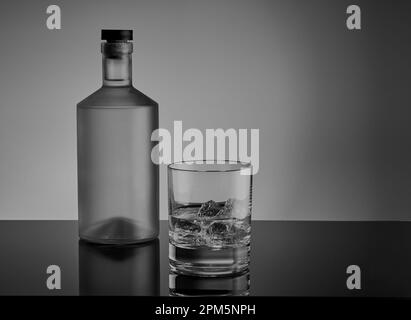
[77,30,159,244]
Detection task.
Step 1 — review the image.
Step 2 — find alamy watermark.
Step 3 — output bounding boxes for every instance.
[151,121,259,175]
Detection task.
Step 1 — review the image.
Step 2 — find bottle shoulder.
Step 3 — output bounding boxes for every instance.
[77,86,158,109]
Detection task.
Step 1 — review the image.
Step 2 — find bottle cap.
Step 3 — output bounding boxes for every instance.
[101,30,133,42]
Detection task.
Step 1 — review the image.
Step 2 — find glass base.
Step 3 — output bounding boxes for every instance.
[169,243,250,277]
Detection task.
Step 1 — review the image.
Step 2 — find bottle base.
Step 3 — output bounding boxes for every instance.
[80,234,158,245]
[80,217,158,245]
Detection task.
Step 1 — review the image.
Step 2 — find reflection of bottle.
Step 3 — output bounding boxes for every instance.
[77,30,159,244]
[169,271,250,296]
[79,239,160,296]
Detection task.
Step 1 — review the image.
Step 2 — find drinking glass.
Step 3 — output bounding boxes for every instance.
[168,160,252,276]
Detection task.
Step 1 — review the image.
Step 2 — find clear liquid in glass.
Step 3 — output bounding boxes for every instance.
[169,199,251,276]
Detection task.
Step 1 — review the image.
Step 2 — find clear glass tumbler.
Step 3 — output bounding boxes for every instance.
[168,161,253,276]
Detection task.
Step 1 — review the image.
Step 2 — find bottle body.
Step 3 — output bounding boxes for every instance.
[77,87,159,244]
[77,30,159,244]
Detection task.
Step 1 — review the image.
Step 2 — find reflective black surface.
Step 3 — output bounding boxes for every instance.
[79,240,160,296]
[0,221,410,296]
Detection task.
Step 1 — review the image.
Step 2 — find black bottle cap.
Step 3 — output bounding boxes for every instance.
[101,29,133,42]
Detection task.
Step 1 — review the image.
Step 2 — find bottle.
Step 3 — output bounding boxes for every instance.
[77,30,159,244]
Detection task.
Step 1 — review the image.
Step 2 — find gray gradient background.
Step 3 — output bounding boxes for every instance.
[0,0,410,220]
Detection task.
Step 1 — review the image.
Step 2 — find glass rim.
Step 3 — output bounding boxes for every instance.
[167,160,252,173]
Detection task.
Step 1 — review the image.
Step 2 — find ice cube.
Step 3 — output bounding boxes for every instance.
[197,200,221,217]
[206,222,250,247]
[229,198,250,219]
[174,219,201,233]
[173,206,199,220]
[205,220,236,247]
[206,221,231,238]
[216,198,234,216]
[231,224,250,244]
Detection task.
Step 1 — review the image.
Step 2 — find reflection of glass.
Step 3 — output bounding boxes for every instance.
[79,239,159,296]
[168,161,252,276]
[169,271,250,296]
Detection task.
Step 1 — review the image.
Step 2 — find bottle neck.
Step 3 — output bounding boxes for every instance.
[101,42,133,87]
